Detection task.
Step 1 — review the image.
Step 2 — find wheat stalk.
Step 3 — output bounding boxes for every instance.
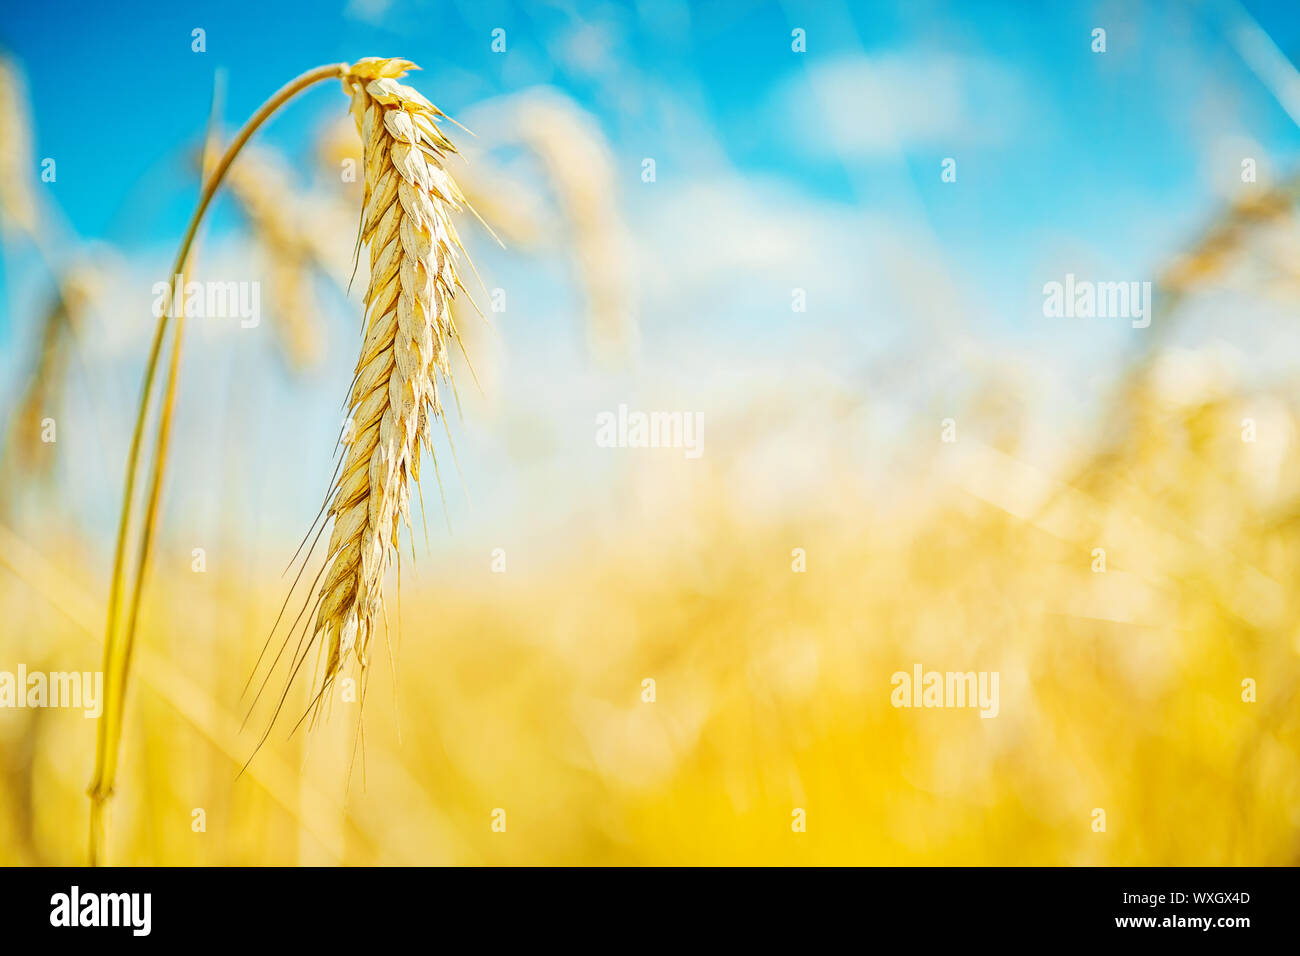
[92,57,479,863]
[247,57,472,744]
[90,63,350,865]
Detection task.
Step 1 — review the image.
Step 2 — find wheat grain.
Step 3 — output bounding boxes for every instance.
[322,113,544,247]
[325,87,636,372]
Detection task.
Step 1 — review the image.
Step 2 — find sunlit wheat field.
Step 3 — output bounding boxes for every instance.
[2,0,1300,866]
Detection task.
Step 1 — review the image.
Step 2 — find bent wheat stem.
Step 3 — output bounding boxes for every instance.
[89,62,347,866]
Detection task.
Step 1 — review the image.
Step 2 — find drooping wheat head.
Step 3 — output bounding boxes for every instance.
[262,58,473,731]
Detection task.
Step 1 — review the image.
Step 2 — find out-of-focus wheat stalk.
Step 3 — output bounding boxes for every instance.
[0,54,38,237]
[504,90,632,359]
[2,263,100,488]
[1032,172,1300,527]
[0,521,363,862]
[1158,172,1300,310]
[221,146,333,370]
[0,55,107,507]
[246,57,475,752]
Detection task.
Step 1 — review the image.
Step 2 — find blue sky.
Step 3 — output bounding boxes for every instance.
[4,0,1299,246]
[5,0,1300,551]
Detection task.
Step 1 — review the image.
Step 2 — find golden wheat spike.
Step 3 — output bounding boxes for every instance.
[250,58,476,744]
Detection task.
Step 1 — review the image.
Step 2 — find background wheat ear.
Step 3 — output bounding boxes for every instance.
[506,89,634,362]
[451,88,635,364]
[222,145,329,371]
[0,53,38,237]
[2,261,101,492]
[248,57,477,745]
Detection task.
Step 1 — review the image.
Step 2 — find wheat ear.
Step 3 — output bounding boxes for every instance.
[253,58,471,736]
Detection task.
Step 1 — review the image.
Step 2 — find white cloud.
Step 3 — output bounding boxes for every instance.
[771,52,1030,159]
[343,0,391,26]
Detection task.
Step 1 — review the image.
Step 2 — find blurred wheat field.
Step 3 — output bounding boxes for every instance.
[3,360,1299,864]
[4,2,1300,868]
